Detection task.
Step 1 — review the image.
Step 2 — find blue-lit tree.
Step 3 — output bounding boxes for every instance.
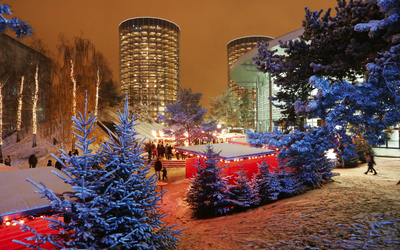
[249,126,339,195]
[158,87,207,145]
[228,165,257,209]
[186,145,236,217]
[253,160,282,203]
[14,98,182,249]
[248,0,400,192]
[0,3,33,37]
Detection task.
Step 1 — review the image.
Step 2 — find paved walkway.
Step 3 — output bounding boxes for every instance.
[373,147,400,158]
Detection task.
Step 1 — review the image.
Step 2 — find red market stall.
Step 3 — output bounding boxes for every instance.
[0,167,72,249]
[175,143,279,182]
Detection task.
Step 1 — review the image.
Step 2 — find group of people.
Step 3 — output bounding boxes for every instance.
[146,142,182,162]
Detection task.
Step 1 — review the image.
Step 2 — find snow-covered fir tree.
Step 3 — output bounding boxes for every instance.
[248,126,339,195]
[253,160,282,203]
[228,165,257,209]
[0,3,33,38]
[157,87,210,146]
[14,98,182,249]
[186,145,236,217]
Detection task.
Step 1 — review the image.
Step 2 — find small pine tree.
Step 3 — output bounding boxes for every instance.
[277,168,303,197]
[229,165,257,209]
[186,145,234,217]
[14,98,182,249]
[253,160,282,203]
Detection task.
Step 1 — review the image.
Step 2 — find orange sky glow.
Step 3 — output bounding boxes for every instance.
[5,0,338,108]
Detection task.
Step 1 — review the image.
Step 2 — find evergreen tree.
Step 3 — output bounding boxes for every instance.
[248,125,339,194]
[252,0,387,132]
[228,165,257,209]
[253,160,282,203]
[0,3,33,38]
[130,103,153,123]
[158,87,212,146]
[209,88,241,127]
[186,145,235,217]
[14,98,182,249]
[277,168,302,197]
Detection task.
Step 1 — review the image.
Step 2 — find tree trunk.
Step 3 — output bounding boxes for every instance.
[0,145,3,163]
[32,134,36,148]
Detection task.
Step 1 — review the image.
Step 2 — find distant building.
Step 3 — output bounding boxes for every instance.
[119,17,180,120]
[0,33,52,136]
[229,30,305,133]
[227,36,273,128]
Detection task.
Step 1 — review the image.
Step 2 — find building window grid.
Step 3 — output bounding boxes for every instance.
[120,18,180,119]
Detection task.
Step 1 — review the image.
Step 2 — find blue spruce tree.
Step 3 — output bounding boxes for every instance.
[253,160,282,203]
[228,165,257,209]
[186,145,235,217]
[14,98,182,249]
[0,3,33,37]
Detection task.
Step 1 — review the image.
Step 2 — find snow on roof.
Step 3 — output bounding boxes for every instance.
[0,167,72,222]
[0,164,18,172]
[100,109,165,142]
[175,143,275,161]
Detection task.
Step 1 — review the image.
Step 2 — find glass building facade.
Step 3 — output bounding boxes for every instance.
[227,36,273,128]
[119,17,180,120]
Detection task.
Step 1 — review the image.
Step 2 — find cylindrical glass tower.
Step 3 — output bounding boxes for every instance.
[119,17,180,120]
[227,36,273,128]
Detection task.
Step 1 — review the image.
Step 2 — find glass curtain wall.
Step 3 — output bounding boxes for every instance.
[227,36,272,128]
[119,17,180,120]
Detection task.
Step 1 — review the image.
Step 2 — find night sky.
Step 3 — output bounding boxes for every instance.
[6,0,337,108]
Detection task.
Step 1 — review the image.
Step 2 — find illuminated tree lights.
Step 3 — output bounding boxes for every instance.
[70,60,77,150]
[16,76,24,142]
[32,66,39,148]
[94,67,99,119]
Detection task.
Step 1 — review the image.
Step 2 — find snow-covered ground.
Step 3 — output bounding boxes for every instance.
[161,158,400,249]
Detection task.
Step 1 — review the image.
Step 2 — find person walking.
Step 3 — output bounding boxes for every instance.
[155,157,162,180]
[160,144,165,159]
[4,155,11,166]
[55,160,63,170]
[165,144,170,160]
[365,153,377,175]
[152,144,157,159]
[162,167,167,180]
[29,154,38,168]
[47,160,52,167]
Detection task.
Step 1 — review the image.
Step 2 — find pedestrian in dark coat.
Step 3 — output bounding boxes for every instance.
[47,160,52,167]
[4,155,11,166]
[165,143,169,160]
[365,153,377,175]
[157,144,161,158]
[155,157,162,180]
[55,160,62,170]
[160,144,165,159]
[162,167,167,180]
[167,145,173,160]
[29,154,38,168]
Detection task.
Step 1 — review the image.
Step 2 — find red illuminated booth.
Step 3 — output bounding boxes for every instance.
[0,167,72,249]
[175,143,278,182]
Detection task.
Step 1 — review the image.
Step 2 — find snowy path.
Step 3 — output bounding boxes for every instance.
[161,158,400,249]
